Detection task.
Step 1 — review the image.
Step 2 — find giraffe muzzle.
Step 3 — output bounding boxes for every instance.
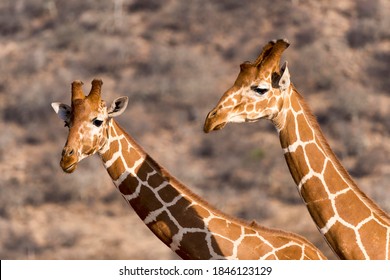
[60,146,78,173]
[203,108,227,133]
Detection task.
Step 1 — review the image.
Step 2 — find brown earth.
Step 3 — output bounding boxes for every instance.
[0,0,389,260]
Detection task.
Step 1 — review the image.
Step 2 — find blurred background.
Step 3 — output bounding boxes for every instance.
[0,0,389,260]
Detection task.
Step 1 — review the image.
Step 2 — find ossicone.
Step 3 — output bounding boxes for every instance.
[254,39,290,73]
[88,78,103,101]
[71,80,85,101]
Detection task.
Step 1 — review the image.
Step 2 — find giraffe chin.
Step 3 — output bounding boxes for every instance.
[61,162,78,173]
[245,117,262,123]
[213,122,227,130]
[204,121,226,133]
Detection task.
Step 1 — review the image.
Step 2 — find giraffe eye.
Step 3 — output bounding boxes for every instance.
[251,86,269,95]
[92,118,103,127]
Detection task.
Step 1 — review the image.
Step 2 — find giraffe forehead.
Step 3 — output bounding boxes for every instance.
[235,63,274,86]
[218,64,275,106]
[68,99,107,145]
[72,98,106,120]
[220,83,261,107]
[70,119,93,143]
[235,65,258,86]
[226,87,242,100]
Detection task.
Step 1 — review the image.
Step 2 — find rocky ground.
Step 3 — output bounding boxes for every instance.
[0,0,389,260]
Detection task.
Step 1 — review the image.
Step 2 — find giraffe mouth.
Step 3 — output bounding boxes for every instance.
[204,121,226,133]
[213,122,227,131]
[245,117,261,123]
[61,161,78,173]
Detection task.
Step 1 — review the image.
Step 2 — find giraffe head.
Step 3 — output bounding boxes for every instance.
[204,39,291,133]
[51,79,128,173]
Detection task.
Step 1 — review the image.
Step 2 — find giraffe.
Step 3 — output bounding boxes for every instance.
[51,78,326,260]
[204,39,390,260]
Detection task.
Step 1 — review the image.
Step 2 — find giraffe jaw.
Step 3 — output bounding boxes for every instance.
[61,161,78,173]
[203,120,226,133]
[213,122,227,131]
[245,117,262,123]
[204,114,247,132]
[204,114,261,133]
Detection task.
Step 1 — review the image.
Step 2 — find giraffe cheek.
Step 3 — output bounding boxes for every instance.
[81,143,96,156]
[92,135,101,149]
[83,135,101,155]
[98,137,107,150]
[255,99,268,112]
[245,103,255,113]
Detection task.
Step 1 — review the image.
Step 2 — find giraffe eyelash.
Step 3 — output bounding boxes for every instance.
[92,118,103,127]
[251,85,269,95]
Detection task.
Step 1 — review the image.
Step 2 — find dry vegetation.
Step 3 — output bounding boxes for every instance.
[0,0,389,260]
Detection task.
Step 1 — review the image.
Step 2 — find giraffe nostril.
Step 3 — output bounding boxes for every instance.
[209,110,217,118]
[62,147,75,157]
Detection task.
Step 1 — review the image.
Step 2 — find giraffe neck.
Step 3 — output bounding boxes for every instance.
[97,119,326,260]
[274,87,390,259]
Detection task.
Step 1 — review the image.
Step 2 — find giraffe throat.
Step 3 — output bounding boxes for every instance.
[96,119,325,260]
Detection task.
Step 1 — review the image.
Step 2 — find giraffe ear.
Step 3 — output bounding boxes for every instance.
[108,96,128,117]
[51,102,72,122]
[278,61,290,91]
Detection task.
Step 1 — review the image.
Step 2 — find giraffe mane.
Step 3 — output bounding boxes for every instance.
[292,85,390,222]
